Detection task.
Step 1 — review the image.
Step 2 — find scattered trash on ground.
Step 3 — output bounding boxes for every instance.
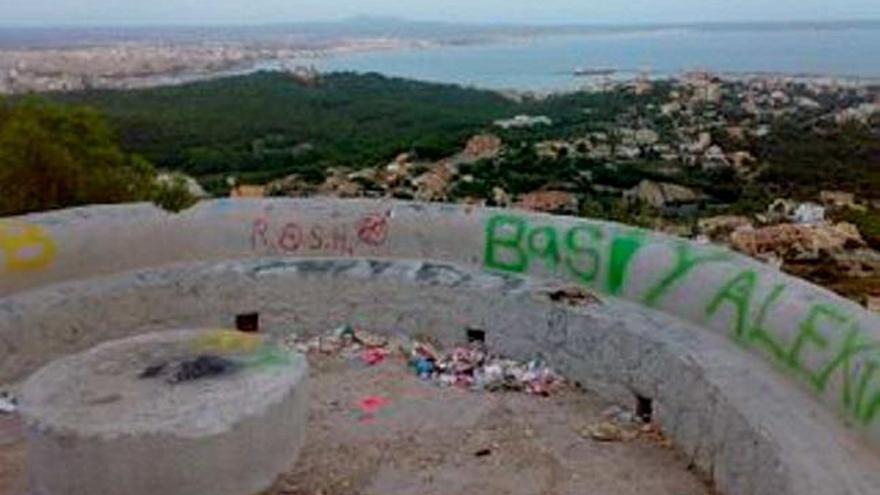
[360,347,389,366]
[290,325,565,396]
[577,405,671,445]
[0,391,17,414]
[580,421,638,442]
[356,395,392,422]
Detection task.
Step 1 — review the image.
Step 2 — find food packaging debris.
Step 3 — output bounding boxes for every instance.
[361,347,389,366]
[413,342,440,361]
[358,395,392,414]
[0,391,17,414]
[601,405,636,424]
[579,421,638,442]
[357,395,392,421]
[580,407,649,443]
[360,333,388,348]
[413,357,434,378]
[333,324,356,339]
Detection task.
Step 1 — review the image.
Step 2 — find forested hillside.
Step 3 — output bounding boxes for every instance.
[53,72,519,188]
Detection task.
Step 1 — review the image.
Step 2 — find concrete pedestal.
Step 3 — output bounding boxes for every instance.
[19,329,308,495]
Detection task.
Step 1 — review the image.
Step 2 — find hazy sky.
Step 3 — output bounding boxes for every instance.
[2,0,879,26]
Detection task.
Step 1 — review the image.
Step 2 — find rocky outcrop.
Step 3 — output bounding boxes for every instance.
[868,295,880,313]
[462,134,502,162]
[318,170,363,198]
[730,222,865,261]
[265,174,313,197]
[515,191,578,214]
[626,180,702,208]
[413,161,456,202]
[698,215,753,241]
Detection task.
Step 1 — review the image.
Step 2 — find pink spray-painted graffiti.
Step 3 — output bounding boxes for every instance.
[250,211,391,256]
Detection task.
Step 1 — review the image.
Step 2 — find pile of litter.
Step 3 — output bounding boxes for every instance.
[578,405,670,444]
[576,406,666,445]
[289,325,565,396]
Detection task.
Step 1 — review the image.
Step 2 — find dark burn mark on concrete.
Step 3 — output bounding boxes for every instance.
[139,362,166,379]
[498,273,527,294]
[168,355,238,384]
[86,393,122,405]
[251,260,301,276]
[547,287,601,306]
[331,260,361,275]
[367,260,395,276]
[454,273,474,287]
[296,260,340,275]
[415,263,472,287]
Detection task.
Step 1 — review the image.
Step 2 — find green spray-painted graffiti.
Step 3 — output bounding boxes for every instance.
[484,214,646,296]
[483,212,880,427]
[705,270,880,424]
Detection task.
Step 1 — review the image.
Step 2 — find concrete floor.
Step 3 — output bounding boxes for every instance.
[265,353,713,495]
[0,352,715,495]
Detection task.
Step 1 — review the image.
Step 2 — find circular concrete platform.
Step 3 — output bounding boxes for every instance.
[19,329,309,495]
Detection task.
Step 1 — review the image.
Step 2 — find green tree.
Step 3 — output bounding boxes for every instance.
[0,97,155,216]
[152,174,198,213]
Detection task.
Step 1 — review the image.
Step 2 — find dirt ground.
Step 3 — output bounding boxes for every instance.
[0,352,715,495]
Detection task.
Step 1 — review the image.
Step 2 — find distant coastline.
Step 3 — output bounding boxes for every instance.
[2,19,880,94]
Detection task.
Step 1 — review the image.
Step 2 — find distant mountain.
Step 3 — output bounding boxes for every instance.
[0,18,878,49]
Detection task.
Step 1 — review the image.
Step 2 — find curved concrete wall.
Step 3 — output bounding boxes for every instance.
[2,258,879,495]
[1,198,879,447]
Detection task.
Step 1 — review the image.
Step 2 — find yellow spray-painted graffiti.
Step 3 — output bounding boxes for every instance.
[0,222,57,273]
[192,329,262,354]
[189,329,293,369]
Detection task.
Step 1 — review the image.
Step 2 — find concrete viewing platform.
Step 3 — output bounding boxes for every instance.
[1,198,879,495]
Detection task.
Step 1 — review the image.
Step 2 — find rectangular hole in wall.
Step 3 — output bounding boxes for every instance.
[466,327,486,343]
[635,395,653,423]
[236,313,260,333]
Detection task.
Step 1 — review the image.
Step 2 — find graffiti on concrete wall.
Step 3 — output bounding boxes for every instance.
[484,213,880,426]
[250,211,390,256]
[484,213,658,296]
[704,270,880,424]
[0,221,56,273]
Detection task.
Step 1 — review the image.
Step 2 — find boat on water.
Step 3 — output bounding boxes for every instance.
[574,67,616,76]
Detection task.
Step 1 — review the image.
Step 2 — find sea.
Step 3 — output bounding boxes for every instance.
[303,26,880,91]
[3,22,880,92]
